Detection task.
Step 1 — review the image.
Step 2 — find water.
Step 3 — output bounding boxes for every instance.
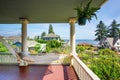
[64,39,98,46]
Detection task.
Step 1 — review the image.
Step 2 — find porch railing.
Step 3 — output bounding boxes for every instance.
[0,53,17,63]
[71,54,100,80]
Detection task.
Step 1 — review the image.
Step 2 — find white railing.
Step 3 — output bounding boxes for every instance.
[0,53,17,63]
[71,54,100,80]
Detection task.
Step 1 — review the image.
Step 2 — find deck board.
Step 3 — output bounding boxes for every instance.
[0,65,78,80]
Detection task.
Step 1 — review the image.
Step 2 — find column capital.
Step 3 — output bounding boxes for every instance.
[69,17,77,24]
[19,18,29,23]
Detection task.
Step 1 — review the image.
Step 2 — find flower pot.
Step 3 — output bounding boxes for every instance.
[78,18,87,25]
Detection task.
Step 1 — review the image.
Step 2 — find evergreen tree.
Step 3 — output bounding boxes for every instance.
[48,24,54,34]
[34,35,40,40]
[34,36,37,40]
[27,36,30,40]
[95,21,107,41]
[118,29,120,38]
[41,32,46,39]
[107,20,120,37]
[37,35,40,40]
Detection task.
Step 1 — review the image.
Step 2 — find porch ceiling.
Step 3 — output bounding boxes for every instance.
[0,0,108,23]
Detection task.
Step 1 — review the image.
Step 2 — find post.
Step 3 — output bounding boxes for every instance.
[69,17,77,55]
[20,18,28,56]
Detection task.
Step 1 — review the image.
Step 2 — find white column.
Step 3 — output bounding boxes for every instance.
[69,17,77,55]
[20,18,28,56]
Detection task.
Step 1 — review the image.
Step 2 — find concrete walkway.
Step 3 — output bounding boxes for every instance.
[29,53,67,64]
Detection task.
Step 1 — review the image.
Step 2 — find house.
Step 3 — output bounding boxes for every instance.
[99,37,120,51]
[12,41,22,52]
[43,33,60,41]
[27,41,46,53]
[12,40,46,53]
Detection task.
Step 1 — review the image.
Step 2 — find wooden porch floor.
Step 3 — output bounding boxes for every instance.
[0,65,78,80]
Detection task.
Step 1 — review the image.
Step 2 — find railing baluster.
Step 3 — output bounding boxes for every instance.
[0,53,17,64]
[71,54,100,80]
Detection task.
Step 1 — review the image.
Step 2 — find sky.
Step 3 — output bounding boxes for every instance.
[0,0,120,40]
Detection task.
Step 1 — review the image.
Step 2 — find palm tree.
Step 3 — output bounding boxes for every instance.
[107,20,120,38]
[95,21,107,41]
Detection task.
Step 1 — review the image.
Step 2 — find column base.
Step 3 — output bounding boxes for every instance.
[17,52,35,62]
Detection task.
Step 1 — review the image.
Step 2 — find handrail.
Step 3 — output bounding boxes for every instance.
[71,54,100,80]
[0,53,17,63]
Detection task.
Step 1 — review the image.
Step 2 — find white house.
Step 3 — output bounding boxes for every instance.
[12,40,46,53]
[99,37,120,51]
[27,41,46,53]
[43,33,60,41]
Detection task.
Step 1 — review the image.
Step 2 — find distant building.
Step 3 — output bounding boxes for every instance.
[12,40,46,53]
[12,41,22,52]
[27,40,46,53]
[43,33,60,41]
[99,37,120,51]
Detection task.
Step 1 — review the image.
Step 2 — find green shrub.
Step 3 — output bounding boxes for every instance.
[76,46,85,53]
[62,56,71,64]
[0,42,9,52]
[37,39,47,43]
[79,49,120,80]
[34,44,41,52]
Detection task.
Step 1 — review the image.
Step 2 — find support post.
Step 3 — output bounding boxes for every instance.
[20,18,28,56]
[69,17,77,55]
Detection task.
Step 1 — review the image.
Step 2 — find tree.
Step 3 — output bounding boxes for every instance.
[34,36,37,40]
[107,20,120,37]
[48,24,54,34]
[95,21,107,42]
[27,36,30,40]
[34,35,40,40]
[27,36,32,40]
[118,29,120,38]
[41,32,46,39]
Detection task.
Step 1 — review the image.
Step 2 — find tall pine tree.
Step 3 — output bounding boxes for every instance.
[95,21,107,41]
[48,24,54,34]
[107,20,120,38]
[41,32,46,39]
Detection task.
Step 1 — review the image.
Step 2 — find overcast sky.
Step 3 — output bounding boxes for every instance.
[0,0,120,40]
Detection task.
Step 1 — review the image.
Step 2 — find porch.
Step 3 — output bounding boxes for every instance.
[0,0,108,80]
[0,52,100,80]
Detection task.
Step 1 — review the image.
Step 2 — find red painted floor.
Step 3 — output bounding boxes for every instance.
[0,65,78,80]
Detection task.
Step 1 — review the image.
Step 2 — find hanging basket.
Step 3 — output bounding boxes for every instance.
[78,18,87,25]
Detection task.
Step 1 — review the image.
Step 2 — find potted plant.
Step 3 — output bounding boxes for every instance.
[74,0,100,25]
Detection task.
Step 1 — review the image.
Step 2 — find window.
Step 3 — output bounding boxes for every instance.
[117,42,119,45]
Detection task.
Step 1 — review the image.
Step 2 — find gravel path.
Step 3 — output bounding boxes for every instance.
[29,53,67,64]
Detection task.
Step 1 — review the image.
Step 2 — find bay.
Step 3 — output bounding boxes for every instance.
[64,39,98,46]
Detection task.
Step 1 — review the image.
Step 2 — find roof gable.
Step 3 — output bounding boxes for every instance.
[106,37,120,46]
[43,33,59,38]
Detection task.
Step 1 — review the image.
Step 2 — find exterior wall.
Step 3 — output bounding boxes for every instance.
[101,39,110,48]
[105,39,112,48]
[43,37,59,41]
[114,39,120,51]
[28,43,46,53]
[102,38,120,51]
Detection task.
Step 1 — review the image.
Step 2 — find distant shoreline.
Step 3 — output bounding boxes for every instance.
[63,39,98,46]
